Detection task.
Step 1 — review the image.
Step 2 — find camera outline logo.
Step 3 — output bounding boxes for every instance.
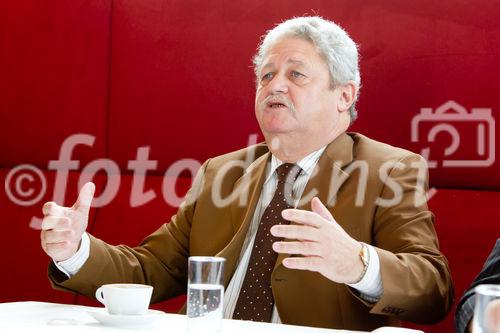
[411,100,495,168]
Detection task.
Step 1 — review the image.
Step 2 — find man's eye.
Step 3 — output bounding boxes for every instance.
[291,71,305,78]
[261,72,273,81]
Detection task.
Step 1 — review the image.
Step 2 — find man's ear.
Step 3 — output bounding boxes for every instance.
[337,81,358,113]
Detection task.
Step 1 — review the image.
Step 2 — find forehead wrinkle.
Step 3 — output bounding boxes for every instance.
[286,58,307,67]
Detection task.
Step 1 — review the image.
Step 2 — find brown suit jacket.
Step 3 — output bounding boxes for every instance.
[48,132,454,331]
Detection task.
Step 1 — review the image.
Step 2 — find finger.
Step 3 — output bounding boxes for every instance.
[42,229,75,244]
[270,225,320,241]
[42,202,68,217]
[311,197,336,222]
[44,241,71,256]
[41,216,71,231]
[272,241,321,256]
[281,209,323,228]
[282,256,323,272]
[73,182,95,214]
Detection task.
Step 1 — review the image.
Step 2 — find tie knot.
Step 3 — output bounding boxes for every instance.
[276,163,302,185]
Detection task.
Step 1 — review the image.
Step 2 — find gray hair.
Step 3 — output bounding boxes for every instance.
[253,16,361,122]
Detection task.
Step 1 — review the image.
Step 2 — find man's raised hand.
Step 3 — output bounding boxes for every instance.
[40,182,95,262]
[271,197,364,284]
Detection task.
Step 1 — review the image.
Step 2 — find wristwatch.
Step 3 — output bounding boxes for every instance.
[353,242,370,284]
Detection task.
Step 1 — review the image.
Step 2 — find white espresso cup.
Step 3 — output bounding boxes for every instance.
[95,283,153,315]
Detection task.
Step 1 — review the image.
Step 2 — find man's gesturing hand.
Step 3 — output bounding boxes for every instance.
[271,197,364,284]
[40,182,95,262]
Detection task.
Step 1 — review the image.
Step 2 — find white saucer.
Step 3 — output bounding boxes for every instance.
[87,309,163,327]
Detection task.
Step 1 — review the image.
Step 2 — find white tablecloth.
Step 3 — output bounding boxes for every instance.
[0,301,366,333]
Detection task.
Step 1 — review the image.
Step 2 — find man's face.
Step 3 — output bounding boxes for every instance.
[255,38,342,143]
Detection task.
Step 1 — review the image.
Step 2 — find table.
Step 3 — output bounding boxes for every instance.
[0,301,366,333]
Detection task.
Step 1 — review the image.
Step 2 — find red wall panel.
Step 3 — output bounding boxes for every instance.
[107,0,499,190]
[0,0,111,169]
[107,0,264,173]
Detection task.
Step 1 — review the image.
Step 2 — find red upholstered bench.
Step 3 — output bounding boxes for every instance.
[1,1,499,332]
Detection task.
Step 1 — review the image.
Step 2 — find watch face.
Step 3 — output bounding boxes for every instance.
[361,245,369,266]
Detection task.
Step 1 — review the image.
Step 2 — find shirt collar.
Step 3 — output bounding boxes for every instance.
[265,146,327,184]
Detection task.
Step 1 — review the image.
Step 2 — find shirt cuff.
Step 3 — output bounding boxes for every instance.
[53,232,91,278]
[347,244,383,302]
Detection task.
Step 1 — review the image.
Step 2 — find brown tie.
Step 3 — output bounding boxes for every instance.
[233,163,302,322]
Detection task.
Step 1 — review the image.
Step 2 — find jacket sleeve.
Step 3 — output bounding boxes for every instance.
[361,154,454,324]
[47,160,209,304]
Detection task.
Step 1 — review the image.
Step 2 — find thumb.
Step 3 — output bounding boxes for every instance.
[311,197,335,222]
[73,182,96,214]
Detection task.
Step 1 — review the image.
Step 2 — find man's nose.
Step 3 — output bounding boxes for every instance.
[267,74,289,94]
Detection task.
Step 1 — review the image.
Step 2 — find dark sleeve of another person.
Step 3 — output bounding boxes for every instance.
[455,239,500,333]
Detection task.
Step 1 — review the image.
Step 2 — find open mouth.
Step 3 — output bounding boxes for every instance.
[267,102,287,109]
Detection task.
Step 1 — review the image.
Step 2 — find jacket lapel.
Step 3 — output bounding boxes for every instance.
[216,152,270,287]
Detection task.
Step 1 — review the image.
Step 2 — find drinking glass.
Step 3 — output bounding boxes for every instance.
[473,284,500,333]
[187,256,225,333]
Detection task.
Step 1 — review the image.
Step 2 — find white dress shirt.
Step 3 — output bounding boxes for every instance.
[56,147,383,323]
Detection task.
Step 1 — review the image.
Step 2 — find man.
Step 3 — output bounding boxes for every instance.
[455,239,500,333]
[41,16,453,331]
